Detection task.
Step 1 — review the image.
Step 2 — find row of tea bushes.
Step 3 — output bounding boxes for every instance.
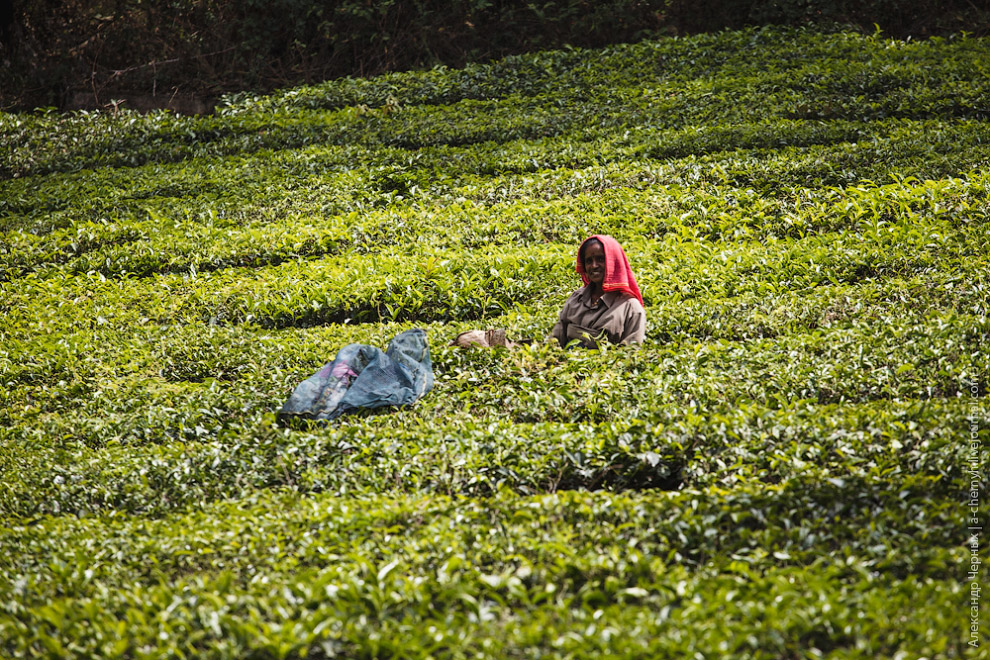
[3,28,989,179]
[4,164,989,282]
[2,322,981,517]
[0,482,964,658]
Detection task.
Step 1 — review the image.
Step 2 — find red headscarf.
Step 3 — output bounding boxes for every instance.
[576,235,643,306]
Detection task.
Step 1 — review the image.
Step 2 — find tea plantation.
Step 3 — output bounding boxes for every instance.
[2,26,989,659]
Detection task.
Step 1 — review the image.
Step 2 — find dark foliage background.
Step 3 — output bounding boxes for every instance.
[1,0,987,111]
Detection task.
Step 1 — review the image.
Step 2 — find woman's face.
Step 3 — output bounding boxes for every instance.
[583,240,606,285]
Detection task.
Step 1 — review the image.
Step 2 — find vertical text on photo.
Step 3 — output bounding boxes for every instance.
[966,376,982,650]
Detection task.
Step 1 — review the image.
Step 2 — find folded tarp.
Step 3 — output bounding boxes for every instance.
[278,328,433,422]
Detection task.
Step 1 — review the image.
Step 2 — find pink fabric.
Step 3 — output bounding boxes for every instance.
[575,235,643,306]
[331,363,359,380]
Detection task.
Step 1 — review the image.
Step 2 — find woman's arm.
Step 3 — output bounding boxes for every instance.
[551,291,579,347]
[618,298,646,345]
[551,315,567,346]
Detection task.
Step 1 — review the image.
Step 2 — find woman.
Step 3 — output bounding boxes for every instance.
[552,235,646,349]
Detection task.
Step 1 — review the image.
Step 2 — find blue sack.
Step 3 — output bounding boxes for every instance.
[278,328,433,422]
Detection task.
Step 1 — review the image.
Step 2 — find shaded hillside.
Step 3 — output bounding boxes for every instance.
[1,0,987,111]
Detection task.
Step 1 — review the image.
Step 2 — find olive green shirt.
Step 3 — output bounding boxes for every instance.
[551,288,646,349]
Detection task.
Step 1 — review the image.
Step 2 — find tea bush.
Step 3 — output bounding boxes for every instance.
[1,27,988,659]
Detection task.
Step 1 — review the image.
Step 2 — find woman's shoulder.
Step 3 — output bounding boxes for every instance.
[557,287,588,319]
[626,295,645,313]
[563,287,587,305]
